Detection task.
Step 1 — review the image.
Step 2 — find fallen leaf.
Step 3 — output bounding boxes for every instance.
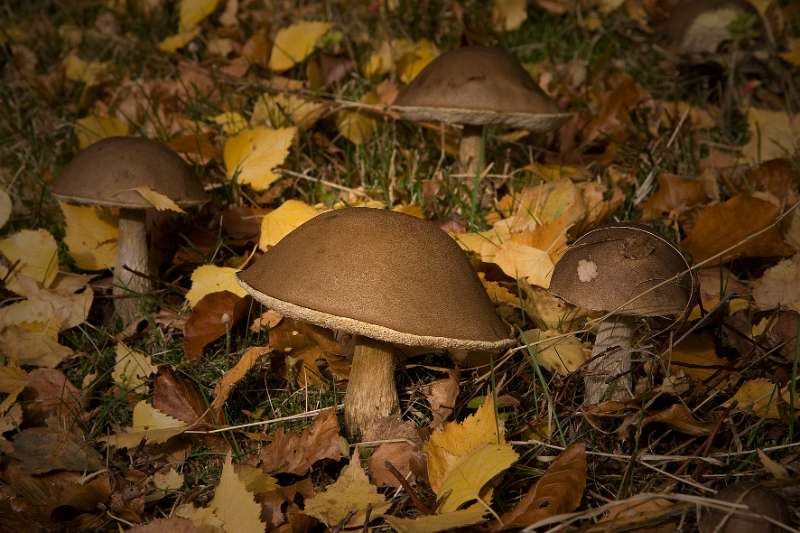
[59,202,117,271]
[183,291,249,361]
[641,173,707,220]
[681,194,793,263]
[752,254,800,312]
[100,401,188,448]
[493,0,527,31]
[302,452,389,528]
[153,367,209,425]
[521,282,587,331]
[133,186,186,213]
[237,464,278,494]
[210,346,270,414]
[724,378,781,419]
[210,111,247,135]
[180,0,221,30]
[757,449,790,480]
[668,333,730,383]
[113,342,158,392]
[224,126,296,191]
[269,21,332,72]
[0,188,10,229]
[423,370,460,428]
[336,90,380,145]
[21,368,84,425]
[63,52,111,86]
[0,364,28,414]
[185,265,248,308]
[0,228,59,290]
[251,93,326,130]
[11,425,103,475]
[258,199,320,249]
[260,408,346,475]
[129,517,199,533]
[386,504,488,533]
[158,27,202,52]
[493,442,586,530]
[522,329,588,376]
[742,108,799,163]
[640,404,714,437]
[487,240,554,288]
[397,39,438,83]
[0,326,74,368]
[74,114,129,149]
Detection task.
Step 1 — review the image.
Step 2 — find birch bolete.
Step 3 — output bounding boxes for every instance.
[52,136,208,324]
[549,223,694,405]
[393,45,569,178]
[237,207,513,439]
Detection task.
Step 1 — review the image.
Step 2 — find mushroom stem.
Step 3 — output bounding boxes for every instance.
[584,318,634,405]
[113,208,152,325]
[458,125,484,183]
[344,337,399,439]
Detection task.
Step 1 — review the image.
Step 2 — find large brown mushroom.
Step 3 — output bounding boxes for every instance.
[393,46,569,179]
[237,208,513,439]
[52,136,208,324]
[550,223,694,404]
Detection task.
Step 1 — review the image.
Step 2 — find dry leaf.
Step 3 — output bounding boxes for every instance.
[423,370,459,428]
[60,202,117,271]
[386,505,488,533]
[269,21,332,72]
[224,126,296,191]
[74,114,129,149]
[11,425,103,475]
[752,254,800,312]
[641,173,707,220]
[493,442,586,530]
[302,452,389,528]
[251,93,326,130]
[129,517,199,533]
[336,91,380,145]
[0,188,11,229]
[0,327,74,368]
[640,404,714,437]
[210,111,248,135]
[743,108,799,163]
[487,240,554,288]
[757,449,790,480]
[113,342,158,392]
[180,0,221,30]
[397,39,438,83]
[723,378,781,419]
[133,186,186,213]
[154,468,185,491]
[100,401,188,448]
[159,28,202,52]
[523,329,588,376]
[183,291,249,361]
[493,0,528,31]
[258,199,320,249]
[210,346,270,414]
[63,52,111,86]
[0,228,59,290]
[0,364,28,414]
[21,368,84,426]
[153,367,209,425]
[260,408,346,475]
[668,333,730,383]
[185,265,248,308]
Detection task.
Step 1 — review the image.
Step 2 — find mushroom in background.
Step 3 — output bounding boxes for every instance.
[52,136,208,324]
[699,482,790,533]
[658,0,757,56]
[237,208,513,439]
[393,46,569,179]
[549,223,694,405]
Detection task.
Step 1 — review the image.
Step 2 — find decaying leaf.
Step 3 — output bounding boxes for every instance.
[423,370,460,428]
[260,408,346,475]
[153,367,209,425]
[641,173,707,220]
[21,368,84,425]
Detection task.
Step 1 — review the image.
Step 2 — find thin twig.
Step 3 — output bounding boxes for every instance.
[184,405,343,434]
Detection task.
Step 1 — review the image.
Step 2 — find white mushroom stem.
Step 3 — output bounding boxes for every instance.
[113,208,152,325]
[344,337,399,439]
[584,318,634,405]
[458,125,484,184]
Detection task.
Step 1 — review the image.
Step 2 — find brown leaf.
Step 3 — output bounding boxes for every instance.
[763,311,800,360]
[21,368,85,426]
[367,418,425,488]
[167,132,219,164]
[153,368,210,426]
[423,370,460,429]
[493,442,586,530]
[221,206,267,240]
[682,194,794,263]
[697,267,748,310]
[320,54,355,87]
[183,291,250,362]
[11,425,103,475]
[210,346,271,415]
[129,517,199,533]
[260,408,345,476]
[641,173,707,220]
[583,73,648,146]
[746,158,800,207]
[641,404,714,437]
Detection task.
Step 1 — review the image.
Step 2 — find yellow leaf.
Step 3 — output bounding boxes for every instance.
[303,453,389,528]
[780,39,800,67]
[336,91,380,145]
[0,365,28,415]
[385,504,487,533]
[224,126,297,191]
[158,27,202,52]
[185,265,248,308]
[60,202,117,271]
[0,188,10,229]
[113,342,158,392]
[180,0,221,30]
[63,53,110,86]
[100,401,188,448]
[210,111,247,135]
[438,444,518,512]
[269,21,332,72]
[485,240,553,288]
[493,0,528,31]
[392,204,424,218]
[522,329,588,376]
[0,229,59,290]
[742,108,799,163]
[0,326,73,368]
[724,378,781,419]
[251,93,326,130]
[132,186,186,213]
[363,39,414,78]
[0,279,92,335]
[259,200,320,250]
[397,39,438,84]
[73,115,129,149]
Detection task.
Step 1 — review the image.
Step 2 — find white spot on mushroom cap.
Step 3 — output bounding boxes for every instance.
[577,259,598,282]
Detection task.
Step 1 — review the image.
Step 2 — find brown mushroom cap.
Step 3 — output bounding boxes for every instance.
[550,223,694,317]
[393,46,569,132]
[237,208,513,350]
[52,136,208,209]
[699,482,790,533]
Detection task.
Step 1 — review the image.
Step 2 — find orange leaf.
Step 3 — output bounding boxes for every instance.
[641,173,706,220]
[183,291,250,361]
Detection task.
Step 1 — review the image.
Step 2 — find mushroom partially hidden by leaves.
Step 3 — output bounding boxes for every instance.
[550,223,694,405]
[237,208,513,439]
[52,136,208,324]
[393,46,569,178]
[699,483,790,533]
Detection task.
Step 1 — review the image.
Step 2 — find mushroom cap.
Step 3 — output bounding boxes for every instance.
[393,46,570,132]
[659,0,754,55]
[52,136,208,209]
[699,482,790,533]
[237,208,513,350]
[549,223,694,317]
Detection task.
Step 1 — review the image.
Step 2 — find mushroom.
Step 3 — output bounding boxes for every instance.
[237,207,513,439]
[393,45,569,179]
[52,136,208,324]
[549,223,694,405]
[699,482,790,533]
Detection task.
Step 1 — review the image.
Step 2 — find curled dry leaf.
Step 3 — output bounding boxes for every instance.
[681,194,793,263]
[423,370,460,429]
[492,442,586,530]
[210,346,270,415]
[183,290,250,361]
[619,404,714,439]
[259,408,346,476]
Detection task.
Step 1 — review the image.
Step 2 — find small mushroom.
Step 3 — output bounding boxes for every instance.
[52,136,208,324]
[393,46,569,178]
[549,223,694,405]
[699,482,790,533]
[237,208,513,439]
